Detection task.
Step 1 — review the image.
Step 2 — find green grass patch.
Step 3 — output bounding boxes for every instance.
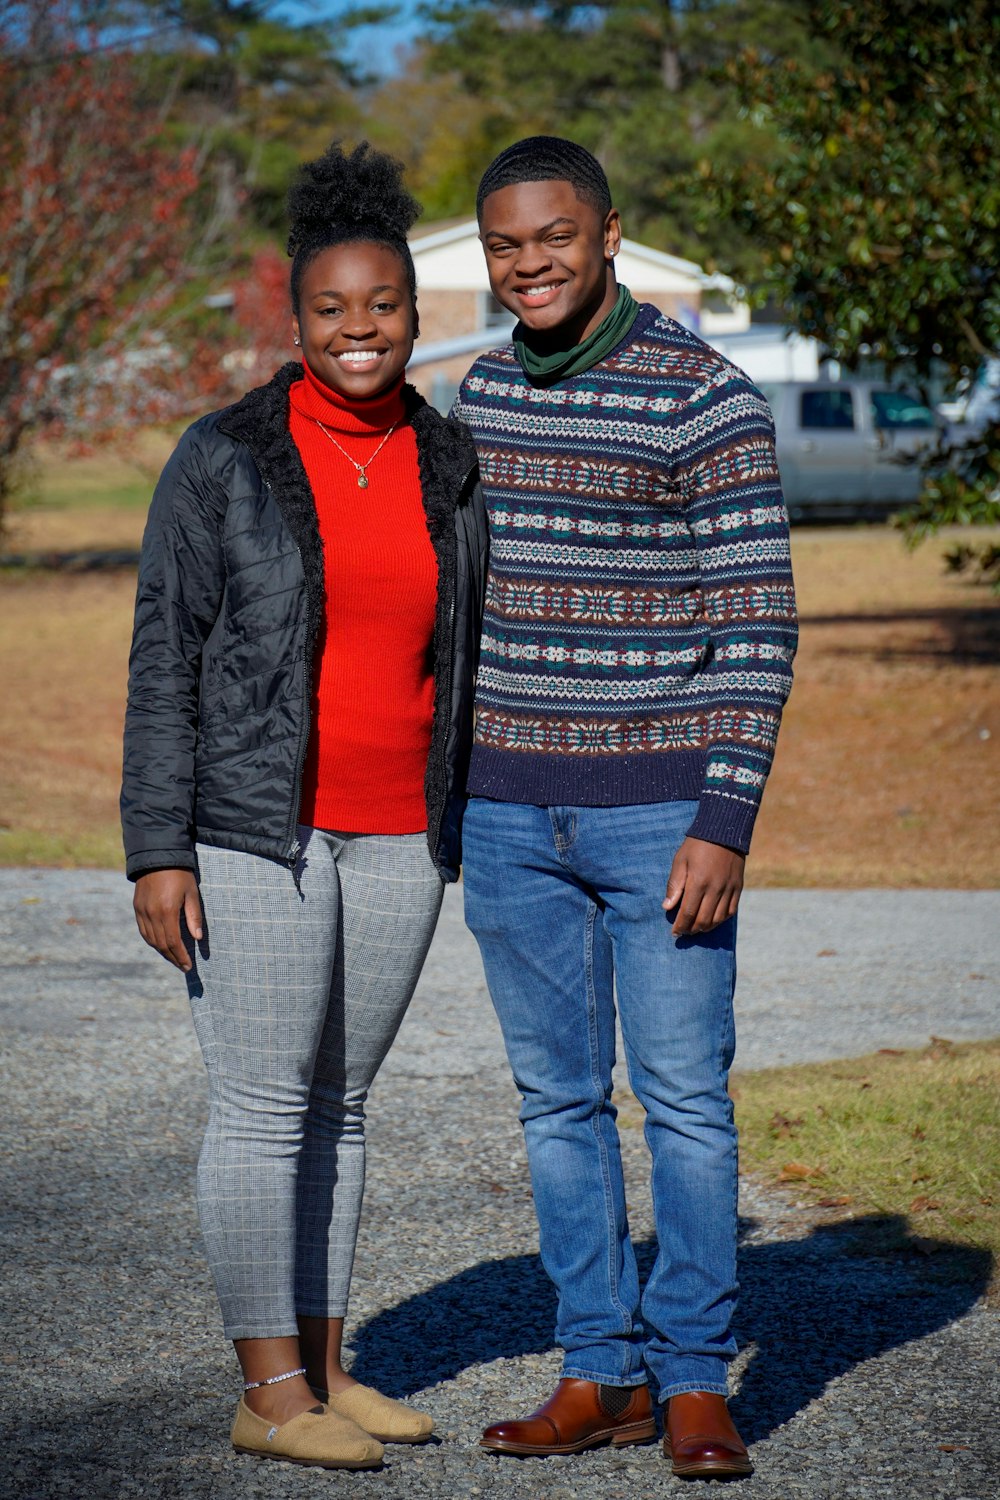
[731,1039,999,1290]
[19,459,153,512]
[10,431,179,515]
[0,827,125,869]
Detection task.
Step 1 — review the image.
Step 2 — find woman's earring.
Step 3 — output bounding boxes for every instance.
[293,337,301,346]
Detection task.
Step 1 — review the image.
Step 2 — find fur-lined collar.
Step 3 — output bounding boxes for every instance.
[214,360,477,654]
[217,361,476,499]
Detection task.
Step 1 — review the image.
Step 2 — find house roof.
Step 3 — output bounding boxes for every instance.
[408,327,508,369]
[409,217,734,295]
[410,216,472,243]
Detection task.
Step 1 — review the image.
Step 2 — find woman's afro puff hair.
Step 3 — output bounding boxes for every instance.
[287,140,422,311]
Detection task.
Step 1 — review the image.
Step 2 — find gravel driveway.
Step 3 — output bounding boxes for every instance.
[1,870,997,1499]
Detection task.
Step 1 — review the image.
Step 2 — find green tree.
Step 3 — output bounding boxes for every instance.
[121,0,391,233]
[405,1,827,267]
[685,0,1000,582]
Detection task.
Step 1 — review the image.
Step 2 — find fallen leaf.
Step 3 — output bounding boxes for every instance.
[768,1111,805,1137]
[912,1126,926,1140]
[779,1162,823,1182]
[877,1048,904,1055]
[937,1444,970,1452]
[65,917,82,925]
[816,948,837,957]
[911,1171,931,1184]
[817,1195,852,1207]
[21,897,41,905]
[909,1195,941,1213]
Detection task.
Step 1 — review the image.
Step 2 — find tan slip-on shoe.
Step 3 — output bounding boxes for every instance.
[317,1383,435,1444]
[230,1397,384,1468]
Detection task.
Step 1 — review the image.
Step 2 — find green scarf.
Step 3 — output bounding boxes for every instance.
[513,285,640,385]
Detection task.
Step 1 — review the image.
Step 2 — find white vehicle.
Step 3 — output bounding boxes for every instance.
[758,380,941,519]
[936,358,1000,436]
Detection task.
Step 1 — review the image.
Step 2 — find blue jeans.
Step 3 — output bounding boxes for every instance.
[462,798,738,1400]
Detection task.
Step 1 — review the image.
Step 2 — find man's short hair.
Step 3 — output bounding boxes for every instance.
[476,136,612,222]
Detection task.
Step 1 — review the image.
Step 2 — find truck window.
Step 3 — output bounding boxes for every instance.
[870,390,936,429]
[800,389,855,429]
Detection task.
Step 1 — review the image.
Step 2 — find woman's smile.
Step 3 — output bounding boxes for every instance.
[334,348,385,364]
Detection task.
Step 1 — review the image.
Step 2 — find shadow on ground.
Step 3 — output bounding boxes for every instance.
[801,606,1000,664]
[349,1215,991,1443]
[4,1217,990,1496]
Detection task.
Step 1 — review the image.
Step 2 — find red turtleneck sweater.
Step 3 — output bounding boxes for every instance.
[289,364,438,834]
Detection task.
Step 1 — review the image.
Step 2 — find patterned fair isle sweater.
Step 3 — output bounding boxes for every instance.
[451,302,798,854]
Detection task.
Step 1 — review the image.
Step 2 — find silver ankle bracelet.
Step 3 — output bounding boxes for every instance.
[243,1365,306,1392]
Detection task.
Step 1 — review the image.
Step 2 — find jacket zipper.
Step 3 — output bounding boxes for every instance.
[428,465,475,863]
[428,588,456,863]
[284,641,312,870]
[249,465,313,870]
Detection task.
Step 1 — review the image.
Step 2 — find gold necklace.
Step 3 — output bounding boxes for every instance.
[313,417,399,489]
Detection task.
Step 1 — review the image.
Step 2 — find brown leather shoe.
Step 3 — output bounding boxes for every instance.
[664,1391,752,1478]
[480,1377,657,1456]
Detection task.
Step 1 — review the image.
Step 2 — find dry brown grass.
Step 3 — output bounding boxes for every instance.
[0,570,135,866]
[1,501,997,881]
[756,526,1000,887]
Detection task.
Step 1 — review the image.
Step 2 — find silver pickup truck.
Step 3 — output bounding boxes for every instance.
[757,380,940,519]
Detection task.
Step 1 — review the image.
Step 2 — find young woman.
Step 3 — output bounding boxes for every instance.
[121,142,487,1470]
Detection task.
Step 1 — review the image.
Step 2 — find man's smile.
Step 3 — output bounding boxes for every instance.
[515,282,565,305]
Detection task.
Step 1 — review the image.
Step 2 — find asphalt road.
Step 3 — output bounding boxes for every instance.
[1,871,998,1499]
[3,871,995,1065]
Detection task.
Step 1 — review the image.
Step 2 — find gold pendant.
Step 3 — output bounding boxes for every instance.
[357,473,368,488]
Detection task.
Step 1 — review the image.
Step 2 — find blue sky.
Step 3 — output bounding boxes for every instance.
[273,1,429,74]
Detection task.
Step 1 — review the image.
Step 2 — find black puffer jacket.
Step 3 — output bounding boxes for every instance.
[121,363,488,883]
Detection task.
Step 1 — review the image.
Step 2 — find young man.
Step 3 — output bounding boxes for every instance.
[452,138,797,1480]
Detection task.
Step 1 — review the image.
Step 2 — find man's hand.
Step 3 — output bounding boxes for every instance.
[133,869,203,971]
[663,836,745,937]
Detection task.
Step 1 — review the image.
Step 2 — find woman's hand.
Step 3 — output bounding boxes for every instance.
[133,869,204,971]
[663,836,745,937]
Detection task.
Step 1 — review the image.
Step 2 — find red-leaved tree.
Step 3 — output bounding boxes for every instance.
[0,1,231,528]
[229,245,294,390]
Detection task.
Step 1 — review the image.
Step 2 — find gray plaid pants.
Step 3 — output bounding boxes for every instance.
[186,826,443,1340]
